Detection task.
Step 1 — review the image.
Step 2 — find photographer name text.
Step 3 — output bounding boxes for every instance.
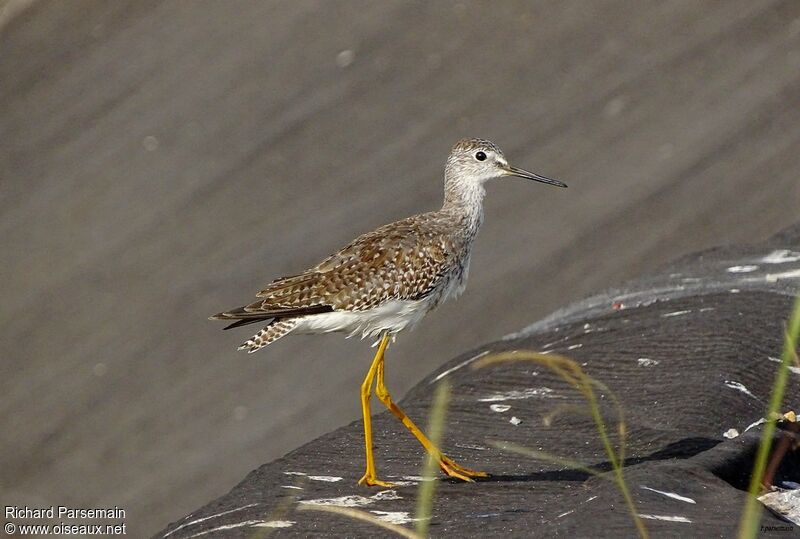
[6,505,125,520]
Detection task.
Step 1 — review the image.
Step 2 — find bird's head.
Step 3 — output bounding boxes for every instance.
[445,138,567,188]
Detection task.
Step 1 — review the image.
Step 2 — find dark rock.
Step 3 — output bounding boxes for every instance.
[157,228,800,537]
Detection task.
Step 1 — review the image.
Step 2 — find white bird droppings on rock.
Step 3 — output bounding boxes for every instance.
[758,490,800,525]
[308,475,343,482]
[370,511,418,524]
[371,490,402,501]
[662,310,691,318]
[765,269,800,282]
[723,428,739,439]
[431,350,489,383]
[723,380,758,400]
[637,514,692,523]
[762,249,800,264]
[282,471,341,482]
[455,442,490,451]
[163,503,261,538]
[400,475,435,482]
[640,486,696,504]
[637,358,660,367]
[301,489,400,508]
[726,265,759,273]
[490,404,511,413]
[478,387,555,402]
[509,416,522,426]
[744,418,766,433]
[767,356,800,374]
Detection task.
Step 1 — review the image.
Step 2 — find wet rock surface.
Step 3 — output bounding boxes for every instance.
[158,227,800,537]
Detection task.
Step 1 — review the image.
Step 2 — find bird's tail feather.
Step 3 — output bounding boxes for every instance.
[222,317,273,330]
[238,319,298,353]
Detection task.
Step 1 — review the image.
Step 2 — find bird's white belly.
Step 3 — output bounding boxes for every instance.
[293,299,433,340]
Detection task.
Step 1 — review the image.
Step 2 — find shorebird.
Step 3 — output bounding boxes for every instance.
[211,138,566,486]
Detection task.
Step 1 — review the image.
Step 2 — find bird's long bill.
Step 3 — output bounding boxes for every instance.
[503,165,567,188]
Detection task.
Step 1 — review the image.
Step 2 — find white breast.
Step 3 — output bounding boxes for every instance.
[293,298,434,341]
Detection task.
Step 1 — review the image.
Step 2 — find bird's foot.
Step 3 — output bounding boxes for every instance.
[438,454,489,481]
[358,473,395,488]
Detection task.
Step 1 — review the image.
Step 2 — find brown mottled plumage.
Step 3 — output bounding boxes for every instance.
[210,138,566,487]
[211,138,566,352]
[211,212,474,351]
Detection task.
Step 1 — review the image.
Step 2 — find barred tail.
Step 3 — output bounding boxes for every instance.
[238,319,298,353]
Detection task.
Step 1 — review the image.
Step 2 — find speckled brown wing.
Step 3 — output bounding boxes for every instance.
[307,213,455,311]
[211,213,458,322]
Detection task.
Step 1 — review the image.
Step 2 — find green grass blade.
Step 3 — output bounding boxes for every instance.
[488,439,610,480]
[473,351,647,538]
[737,295,800,539]
[414,380,450,537]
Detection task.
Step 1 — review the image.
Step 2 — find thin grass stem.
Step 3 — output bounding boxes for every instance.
[414,380,450,537]
[488,440,610,480]
[737,295,800,539]
[474,351,647,539]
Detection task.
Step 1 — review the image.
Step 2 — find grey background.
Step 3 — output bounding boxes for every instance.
[2,0,800,535]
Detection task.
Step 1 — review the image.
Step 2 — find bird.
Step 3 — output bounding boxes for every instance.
[211,138,567,487]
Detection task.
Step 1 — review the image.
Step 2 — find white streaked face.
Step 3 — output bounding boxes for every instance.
[446,141,509,184]
[446,138,567,188]
[468,146,510,183]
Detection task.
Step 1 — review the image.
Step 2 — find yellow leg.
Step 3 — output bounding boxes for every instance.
[374,340,488,481]
[358,334,395,487]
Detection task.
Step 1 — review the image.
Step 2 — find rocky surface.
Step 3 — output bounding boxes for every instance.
[157,225,800,537]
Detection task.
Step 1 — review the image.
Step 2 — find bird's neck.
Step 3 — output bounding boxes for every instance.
[442,177,485,230]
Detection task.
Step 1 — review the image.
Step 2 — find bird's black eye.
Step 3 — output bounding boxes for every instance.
[475,151,487,161]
